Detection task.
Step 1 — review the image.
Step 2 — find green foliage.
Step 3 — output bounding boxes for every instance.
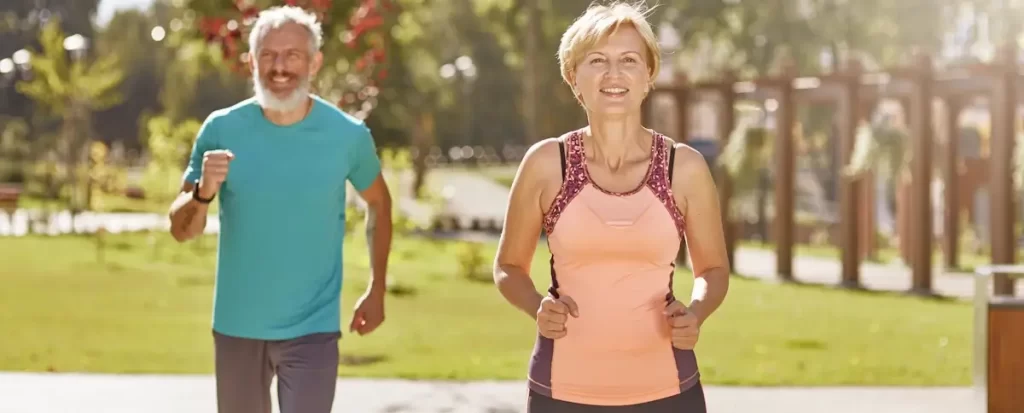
[141,116,203,204]
[21,146,66,204]
[12,18,125,212]
[345,204,366,234]
[717,120,773,195]
[380,147,413,171]
[0,118,30,182]
[16,20,123,116]
[842,122,910,180]
[454,241,489,283]
[85,142,129,211]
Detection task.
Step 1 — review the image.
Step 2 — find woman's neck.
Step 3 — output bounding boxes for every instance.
[584,114,650,171]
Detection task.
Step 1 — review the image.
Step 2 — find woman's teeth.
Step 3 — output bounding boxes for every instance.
[601,87,628,95]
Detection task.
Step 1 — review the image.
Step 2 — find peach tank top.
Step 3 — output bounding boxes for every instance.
[527,129,699,406]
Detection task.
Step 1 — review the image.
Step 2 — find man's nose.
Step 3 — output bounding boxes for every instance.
[271,54,287,69]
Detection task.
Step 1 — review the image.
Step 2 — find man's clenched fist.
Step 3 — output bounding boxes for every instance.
[199,149,234,198]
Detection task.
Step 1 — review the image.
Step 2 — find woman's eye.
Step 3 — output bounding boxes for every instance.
[623,56,637,63]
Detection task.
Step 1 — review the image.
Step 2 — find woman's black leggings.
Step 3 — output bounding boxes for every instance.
[527,382,707,413]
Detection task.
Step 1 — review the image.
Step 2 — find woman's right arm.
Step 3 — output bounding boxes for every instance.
[493,139,560,320]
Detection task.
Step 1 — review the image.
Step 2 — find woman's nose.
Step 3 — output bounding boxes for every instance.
[605,61,623,77]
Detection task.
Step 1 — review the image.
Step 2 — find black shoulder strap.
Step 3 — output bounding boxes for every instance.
[667,143,676,183]
[558,139,567,180]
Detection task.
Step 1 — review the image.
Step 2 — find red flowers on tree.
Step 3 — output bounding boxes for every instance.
[196,0,392,117]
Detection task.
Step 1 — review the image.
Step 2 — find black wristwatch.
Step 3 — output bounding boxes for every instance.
[193,180,216,204]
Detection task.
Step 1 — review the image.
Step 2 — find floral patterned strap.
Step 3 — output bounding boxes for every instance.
[543,130,589,235]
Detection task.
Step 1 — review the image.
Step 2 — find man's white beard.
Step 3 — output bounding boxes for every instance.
[253,74,310,112]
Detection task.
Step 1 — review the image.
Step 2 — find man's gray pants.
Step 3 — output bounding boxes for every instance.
[214,330,341,413]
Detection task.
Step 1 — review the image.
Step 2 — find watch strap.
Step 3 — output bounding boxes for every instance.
[192,181,215,204]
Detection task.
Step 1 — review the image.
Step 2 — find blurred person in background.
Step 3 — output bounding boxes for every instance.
[493,2,729,412]
[167,6,392,413]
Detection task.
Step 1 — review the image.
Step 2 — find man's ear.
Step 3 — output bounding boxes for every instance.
[310,51,324,76]
[245,52,255,74]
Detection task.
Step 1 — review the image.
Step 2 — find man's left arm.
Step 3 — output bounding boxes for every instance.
[347,125,392,293]
[346,126,392,335]
[359,174,393,293]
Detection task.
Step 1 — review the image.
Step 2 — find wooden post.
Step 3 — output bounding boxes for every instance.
[774,64,797,281]
[837,59,863,288]
[860,170,877,260]
[674,72,690,267]
[986,300,1024,412]
[718,72,738,269]
[859,100,879,261]
[908,54,934,295]
[989,46,1018,296]
[897,98,913,265]
[943,99,963,270]
[973,269,1024,413]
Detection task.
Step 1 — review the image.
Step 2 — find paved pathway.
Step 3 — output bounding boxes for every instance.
[731,247,1024,299]
[1,373,977,413]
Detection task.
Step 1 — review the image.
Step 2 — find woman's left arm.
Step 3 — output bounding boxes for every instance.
[671,143,730,327]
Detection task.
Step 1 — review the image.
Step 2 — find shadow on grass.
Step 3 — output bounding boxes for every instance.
[339,354,389,367]
[785,338,828,350]
[387,282,418,297]
[176,274,214,287]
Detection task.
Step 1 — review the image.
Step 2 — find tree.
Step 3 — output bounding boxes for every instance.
[141,116,201,207]
[0,118,30,183]
[15,19,124,211]
[717,110,774,239]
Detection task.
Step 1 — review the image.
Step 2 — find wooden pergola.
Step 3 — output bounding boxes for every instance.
[644,47,1020,296]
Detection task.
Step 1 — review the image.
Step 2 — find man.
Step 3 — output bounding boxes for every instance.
[167,6,392,413]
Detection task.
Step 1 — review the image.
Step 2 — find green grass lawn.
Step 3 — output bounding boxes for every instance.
[19,192,220,215]
[0,232,972,386]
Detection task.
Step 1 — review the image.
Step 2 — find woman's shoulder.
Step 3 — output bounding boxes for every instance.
[521,131,579,167]
[513,131,579,186]
[652,132,703,161]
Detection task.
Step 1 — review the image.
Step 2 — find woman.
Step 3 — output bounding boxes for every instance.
[493,2,730,412]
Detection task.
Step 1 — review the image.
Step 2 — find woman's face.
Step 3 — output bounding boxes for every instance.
[571,24,652,117]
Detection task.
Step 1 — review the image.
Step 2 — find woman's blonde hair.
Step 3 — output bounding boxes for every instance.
[557,1,661,90]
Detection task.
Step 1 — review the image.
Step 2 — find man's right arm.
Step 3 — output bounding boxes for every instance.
[169,181,210,242]
[169,114,222,243]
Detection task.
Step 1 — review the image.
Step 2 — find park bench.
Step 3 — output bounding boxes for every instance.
[0,184,20,213]
[973,265,1024,413]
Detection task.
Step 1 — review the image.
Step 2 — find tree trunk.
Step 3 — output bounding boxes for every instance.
[411,111,434,198]
[522,0,541,143]
[757,169,769,242]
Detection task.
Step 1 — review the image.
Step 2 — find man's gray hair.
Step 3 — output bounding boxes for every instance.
[248,6,323,54]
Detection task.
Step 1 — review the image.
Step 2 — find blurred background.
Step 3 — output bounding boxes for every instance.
[1,0,1023,412]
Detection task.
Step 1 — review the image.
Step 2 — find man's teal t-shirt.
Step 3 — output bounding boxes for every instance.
[182,95,382,340]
